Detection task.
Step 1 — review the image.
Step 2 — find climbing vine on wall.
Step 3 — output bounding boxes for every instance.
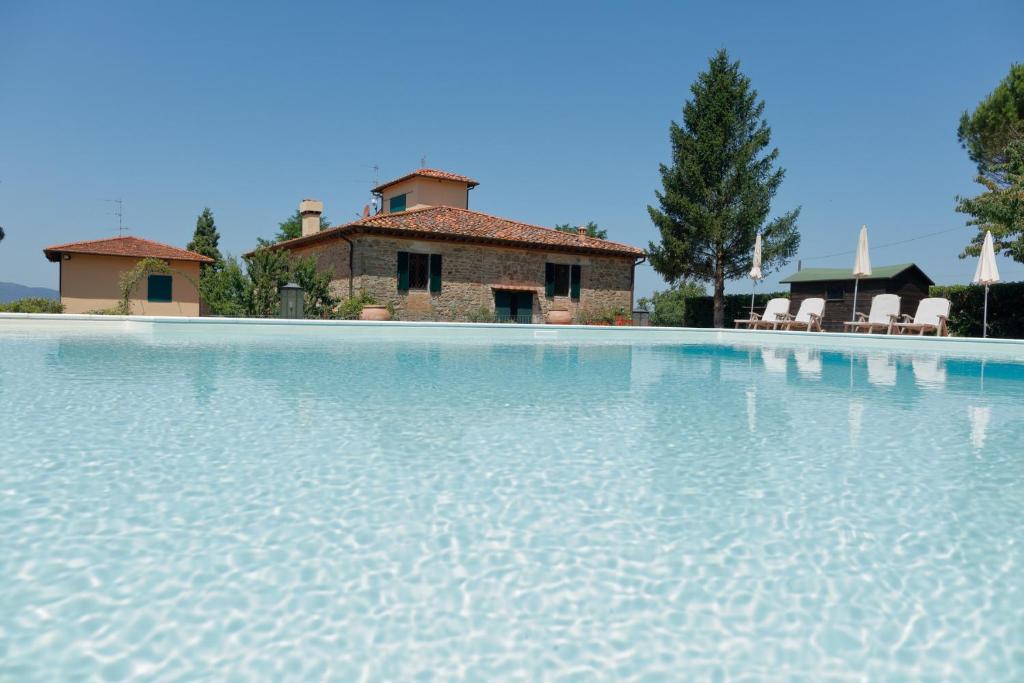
[117,257,198,315]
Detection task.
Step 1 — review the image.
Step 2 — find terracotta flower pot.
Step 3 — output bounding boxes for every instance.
[360,305,391,321]
[546,309,572,325]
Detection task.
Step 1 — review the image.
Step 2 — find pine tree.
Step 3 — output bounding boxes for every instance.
[648,49,800,328]
[187,208,223,267]
[957,64,1024,261]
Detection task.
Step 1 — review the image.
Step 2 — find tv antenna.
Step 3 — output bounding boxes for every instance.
[360,164,381,188]
[100,198,126,235]
[420,155,427,168]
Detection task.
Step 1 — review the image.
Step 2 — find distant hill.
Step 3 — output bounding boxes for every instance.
[0,281,60,303]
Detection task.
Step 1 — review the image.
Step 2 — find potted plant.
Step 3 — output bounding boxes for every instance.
[613,308,631,326]
[546,306,572,325]
[360,304,392,321]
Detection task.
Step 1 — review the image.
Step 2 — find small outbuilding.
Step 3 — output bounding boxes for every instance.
[44,236,213,315]
[779,263,934,332]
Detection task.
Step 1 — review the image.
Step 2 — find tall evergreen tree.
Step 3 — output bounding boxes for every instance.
[187,208,223,267]
[957,64,1024,261]
[648,49,800,328]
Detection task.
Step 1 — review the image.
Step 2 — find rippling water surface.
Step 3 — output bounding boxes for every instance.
[1,323,1023,681]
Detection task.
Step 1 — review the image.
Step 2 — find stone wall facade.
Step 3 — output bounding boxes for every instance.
[284,233,636,322]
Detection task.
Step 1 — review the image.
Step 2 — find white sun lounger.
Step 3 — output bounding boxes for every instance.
[843,294,900,334]
[776,298,825,332]
[734,297,790,329]
[891,298,951,336]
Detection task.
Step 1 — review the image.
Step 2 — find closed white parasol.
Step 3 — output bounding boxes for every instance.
[972,230,1000,338]
[748,232,763,315]
[851,225,871,323]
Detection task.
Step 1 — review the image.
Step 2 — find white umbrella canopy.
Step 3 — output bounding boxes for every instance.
[850,225,871,322]
[973,230,1001,337]
[748,232,763,315]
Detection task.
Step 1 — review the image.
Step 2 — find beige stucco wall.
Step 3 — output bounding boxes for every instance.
[349,234,634,322]
[381,177,470,211]
[58,254,202,316]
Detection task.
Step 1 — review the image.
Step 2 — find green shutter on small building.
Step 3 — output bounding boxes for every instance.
[570,265,581,300]
[494,290,511,319]
[429,254,442,293]
[397,251,410,292]
[147,274,172,302]
[544,263,555,297]
[389,194,407,212]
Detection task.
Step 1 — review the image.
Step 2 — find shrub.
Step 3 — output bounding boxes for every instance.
[335,292,391,320]
[930,281,1024,338]
[0,297,64,313]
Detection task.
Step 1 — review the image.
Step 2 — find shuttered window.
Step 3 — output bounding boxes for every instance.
[389,194,407,212]
[545,263,575,297]
[397,251,442,292]
[147,274,172,302]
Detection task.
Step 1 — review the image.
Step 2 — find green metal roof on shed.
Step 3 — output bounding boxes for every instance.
[779,263,933,285]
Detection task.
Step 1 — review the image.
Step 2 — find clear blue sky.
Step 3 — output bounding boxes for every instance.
[2,0,1022,298]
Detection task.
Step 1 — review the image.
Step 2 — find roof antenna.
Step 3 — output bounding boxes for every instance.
[420,155,426,168]
[100,198,125,236]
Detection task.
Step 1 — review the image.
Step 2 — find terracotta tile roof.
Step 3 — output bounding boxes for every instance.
[372,168,480,193]
[43,236,215,263]
[253,206,645,258]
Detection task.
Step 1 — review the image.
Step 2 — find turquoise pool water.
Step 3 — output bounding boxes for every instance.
[1,320,1023,681]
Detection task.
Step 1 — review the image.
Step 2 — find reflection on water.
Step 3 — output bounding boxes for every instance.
[2,330,1023,681]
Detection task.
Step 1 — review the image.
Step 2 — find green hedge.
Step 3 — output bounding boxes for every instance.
[675,292,788,327]
[930,282,1024,339]
[0,297,64,313]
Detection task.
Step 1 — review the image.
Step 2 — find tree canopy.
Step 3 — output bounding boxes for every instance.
[554,222,607,239]
[958,63,1024,188]
[957,64,1024,262]
[647,49,799,327]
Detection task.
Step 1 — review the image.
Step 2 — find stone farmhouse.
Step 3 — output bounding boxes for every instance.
[253,169,646,322]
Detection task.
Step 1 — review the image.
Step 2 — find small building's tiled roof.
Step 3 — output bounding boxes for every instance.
[372,168,480,193]
[43,236,215,263]
[780,263,933,285]
[251,206,644,258]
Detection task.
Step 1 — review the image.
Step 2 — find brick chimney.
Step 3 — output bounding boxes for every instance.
[576,226,587,236]
[300,199,323,236]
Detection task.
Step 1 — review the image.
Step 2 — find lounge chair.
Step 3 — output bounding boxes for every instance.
[776,298,825,332]
[843,294,900,334]
[891,298,951,336]
[734,298,790,329]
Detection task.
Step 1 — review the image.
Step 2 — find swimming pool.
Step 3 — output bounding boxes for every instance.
[2,315,1023,680]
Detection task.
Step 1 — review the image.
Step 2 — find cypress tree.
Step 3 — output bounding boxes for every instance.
[648,49,800,327]
[187,208,223,267]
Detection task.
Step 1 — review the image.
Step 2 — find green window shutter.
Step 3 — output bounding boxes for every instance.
[429,254,442,293]
[516,292,533,323]
[570,265,581,300]
[544,263,555,297]
[494,290,511,319]
[147,274,172,302]
[389,194,406,212]
[397,251,410,292]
